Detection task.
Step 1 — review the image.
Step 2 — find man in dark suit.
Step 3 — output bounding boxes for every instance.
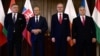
[27,6,48,56]
[72,6,96,56]
[4,4,26,56]
[51,3,71,56]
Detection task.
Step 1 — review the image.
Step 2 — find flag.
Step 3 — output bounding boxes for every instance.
[64,0,77,46]
[92,0,100,55]
[92,0,100,43]
[3,0,16,37]
[0,0,7,47]
[81,0,90,16]
[22,0,34,46]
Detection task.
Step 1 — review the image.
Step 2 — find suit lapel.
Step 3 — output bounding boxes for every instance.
[15,13,19,24]
[10,13,15,24]
[38,16,41,23]
[33,17,36,24]
[78,17,84,26]
[56,14,60,24]
[38,16,42,25]
[85,16,87,25]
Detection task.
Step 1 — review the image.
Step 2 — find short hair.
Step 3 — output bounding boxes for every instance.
[11,4,18,7]
[79,6,85,9]
[57,3,64,6]
[33,6,40,10]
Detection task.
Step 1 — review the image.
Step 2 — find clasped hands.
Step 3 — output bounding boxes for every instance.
[31,29,42,35]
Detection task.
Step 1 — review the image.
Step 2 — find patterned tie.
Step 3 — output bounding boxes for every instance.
[36,16,38,23]
[59,14,62,24]
[82,16,85,25]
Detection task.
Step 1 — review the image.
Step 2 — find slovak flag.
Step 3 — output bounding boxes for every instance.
[22,0,34,46]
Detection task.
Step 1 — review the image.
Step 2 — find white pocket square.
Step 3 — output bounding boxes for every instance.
[64,18,67,20]
[19,18,22,20]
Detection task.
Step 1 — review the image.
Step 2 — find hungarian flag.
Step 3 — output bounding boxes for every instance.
[81,0,90,16]
[92,0,100,44]
[3,0,16,38]
[22,0,34,46]
[64,0,77,46]
[92,0,100,55]
[0,0,7,47]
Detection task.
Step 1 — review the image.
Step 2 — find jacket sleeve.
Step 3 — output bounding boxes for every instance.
[4,14,9,30]
[21,15,26,32]
[66,15,70,37]
[50,15,55,38]
[27,18,32,32]
[72,19,77,39]
[41,17,48,34]
[90,17,96,38]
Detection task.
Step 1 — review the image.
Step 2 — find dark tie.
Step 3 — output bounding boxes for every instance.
[13,14,16,23]
[59,14,62,24]
[82,16,85,25]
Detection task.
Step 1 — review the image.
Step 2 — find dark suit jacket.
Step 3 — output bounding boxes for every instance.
[72,16,96,41]
[51,13,70,39]
[4,13,26,41]
[27,16,48,41]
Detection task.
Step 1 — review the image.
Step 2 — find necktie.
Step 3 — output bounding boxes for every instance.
[36,16,38,23]
[13,14,16,23]
[82,16,85,25]
[59,14,62,24]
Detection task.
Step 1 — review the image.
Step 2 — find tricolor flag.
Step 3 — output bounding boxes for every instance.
[92,0,100,56]
[64,0,77,46]
[22,0,34,46]
[81,0,90,16]
[0,0,7,47]
[92,0,100,44]
[3,0,16,37]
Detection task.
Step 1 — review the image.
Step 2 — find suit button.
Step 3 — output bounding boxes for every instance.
[13,30,15,32]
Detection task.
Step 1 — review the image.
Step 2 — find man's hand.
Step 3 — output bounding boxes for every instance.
[36,29,42,33]
[31,29,42,35]
[67,36,71,41]
[73,39,76,44]
[51,37,55,43]
[92,38,96,43]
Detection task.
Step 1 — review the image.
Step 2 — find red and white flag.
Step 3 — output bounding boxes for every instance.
[64,0,77,46]
[22,0,34,46]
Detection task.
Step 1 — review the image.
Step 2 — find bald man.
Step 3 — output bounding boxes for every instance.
[72,6,96,56]
[51,3,71,56]
[27,7,48,56]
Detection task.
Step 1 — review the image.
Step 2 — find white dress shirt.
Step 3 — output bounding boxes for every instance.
[57,12,63,20]
[12,13,18,21]
[35,15,40,23]
[80,15,86,22]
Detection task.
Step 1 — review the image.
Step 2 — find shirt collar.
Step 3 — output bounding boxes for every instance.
[58,12,63,15]
[12,13,17,15]
[12,13,18,18]
[35,15,40,18]
[80,15,85,18]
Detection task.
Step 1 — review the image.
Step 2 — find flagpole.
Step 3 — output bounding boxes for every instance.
[96,43,99,56]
